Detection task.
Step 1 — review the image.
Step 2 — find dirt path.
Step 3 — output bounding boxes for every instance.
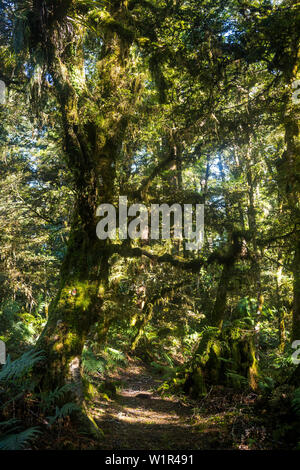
[90,361,236,450]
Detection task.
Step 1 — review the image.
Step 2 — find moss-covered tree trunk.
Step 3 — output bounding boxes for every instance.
[27,2,133,391]
[210,261,234,329]
[36,230,107,390]
[183,327,258,397]
[278,60,300,342]
[130,303,154,352]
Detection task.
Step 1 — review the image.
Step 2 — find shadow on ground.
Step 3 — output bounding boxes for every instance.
[91,362,233,450]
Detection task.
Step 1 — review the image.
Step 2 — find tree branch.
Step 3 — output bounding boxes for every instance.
[107,231,249,273]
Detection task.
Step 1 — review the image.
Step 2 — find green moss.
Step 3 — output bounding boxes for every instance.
[83,377,99,402]
[98,283,106,297]
[184,326,259,396]
[248,338,258,390]
[64,331,79,349]
[56,281,99,329]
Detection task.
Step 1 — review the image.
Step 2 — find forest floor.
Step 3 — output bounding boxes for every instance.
[89,359,272,450]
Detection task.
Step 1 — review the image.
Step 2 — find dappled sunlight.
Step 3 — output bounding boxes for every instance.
[91,362,237,450]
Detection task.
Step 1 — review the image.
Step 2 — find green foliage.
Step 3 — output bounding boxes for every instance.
[46,403,81,426]
[0,425,41,450]
[0,0,299,450]
[98,381,118,399]
[150,361,177,380]
[225,371,249,388]
[0,306,46,355]
[82,346,127,377]
[38,384,76,413]
[0,350,79,447]
[82,348,106,375]
[0,349,45,382]
[258,376,275,393]
[0,350,45,449]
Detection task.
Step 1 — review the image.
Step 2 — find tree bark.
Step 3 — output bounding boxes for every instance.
[210,261,234,329]
[279,65,300,342]
[28,3,132,391]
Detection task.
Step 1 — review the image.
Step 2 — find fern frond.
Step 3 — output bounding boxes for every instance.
[0,349,45,382]
[47,402,80,425]
[0,418,20,433]
[82,349,106,374]
[39,383,75,412]
[0,427,40,450]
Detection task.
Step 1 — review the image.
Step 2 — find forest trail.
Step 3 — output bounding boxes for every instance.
[90,361,244,450]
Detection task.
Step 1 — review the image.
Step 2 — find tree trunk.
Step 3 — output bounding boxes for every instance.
[280,71,300,341]
[35,199,109,391]
[210,261,234,329]
[27,3,132,392]
[130,303,154,352]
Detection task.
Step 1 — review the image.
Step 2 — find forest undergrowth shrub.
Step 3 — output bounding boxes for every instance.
[0,349,80,449]
[158,322,258,398]
[255,384,300,449]
[0,300,46,358]
[82,344,127,378]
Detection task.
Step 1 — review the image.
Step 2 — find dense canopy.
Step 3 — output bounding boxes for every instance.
[0,0,299,451]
